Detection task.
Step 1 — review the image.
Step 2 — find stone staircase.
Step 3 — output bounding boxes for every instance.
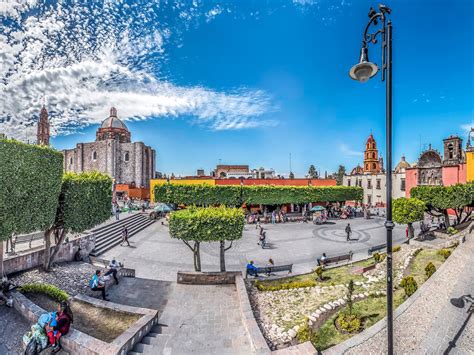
[89,213,155,256]
[128,324,172,355]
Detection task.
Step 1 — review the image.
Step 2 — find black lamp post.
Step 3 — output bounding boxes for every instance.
[349,4,394,354]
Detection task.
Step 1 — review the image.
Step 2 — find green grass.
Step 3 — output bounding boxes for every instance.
[312,291,406,351]
[408,248,449,285]
[254,258,375,290]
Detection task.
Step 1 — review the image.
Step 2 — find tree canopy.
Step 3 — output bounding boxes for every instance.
[0,139,63,241]
[393,197,425,225]
[308,165,318,179]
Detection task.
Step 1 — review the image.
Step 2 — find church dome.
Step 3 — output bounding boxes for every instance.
[100,107,128,130]
[394,155,411,173]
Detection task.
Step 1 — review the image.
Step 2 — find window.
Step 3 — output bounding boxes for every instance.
[367,194,372,206]
[348,179,351,186]
[359,180,362,187]
[367,179,372,189]
[401,178,406,191]
[69,157,73,165]
[366,164,369,170]
[124,152,130,162]
[92,151,97,161]
[372,163,376,169]
[372,152,376,159]
[376,179,381,189]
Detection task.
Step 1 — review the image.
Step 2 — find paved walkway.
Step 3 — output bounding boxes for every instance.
[0,307,30,355]
[103,217,409,281]
[106,278,252,354]
[337,232,474,354]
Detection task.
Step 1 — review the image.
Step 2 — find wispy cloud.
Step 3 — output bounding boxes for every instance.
[339,143,363,156]
[461,122,473,132]
[0,1,274,140]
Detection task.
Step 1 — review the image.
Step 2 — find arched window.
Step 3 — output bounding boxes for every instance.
[372,163,376,169]
[124,152,130,162]
[366,164,369,170]
[69,157,73,165]
[372,152,376,159]
[92,151,97,161]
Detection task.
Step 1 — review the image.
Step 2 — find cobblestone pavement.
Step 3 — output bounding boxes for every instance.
[343,233,474,355]
[0,307,30,355]
[103,217,409,281]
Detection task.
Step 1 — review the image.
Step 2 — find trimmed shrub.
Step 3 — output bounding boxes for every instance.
[425,262,436,278]
[314,266,324,280]
[155,183,363,206]
[437,248,452,260]
[447,227,458,235]
[393,245,401,252]
[400,276,418,297]
[254,279,316,292]
[336,313,361,333]
[296,321,311,342]
[373,252,381,263]
[19,283,69,302]
[0,139,63,241]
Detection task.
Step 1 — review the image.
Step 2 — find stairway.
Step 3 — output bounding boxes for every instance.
[128,324,171,355]
[89,213,155,256]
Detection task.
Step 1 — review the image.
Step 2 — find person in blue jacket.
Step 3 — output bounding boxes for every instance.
[246,261,258,277]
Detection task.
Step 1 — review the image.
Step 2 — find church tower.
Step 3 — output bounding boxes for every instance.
[363,134,382,173]
[37,105,50,146]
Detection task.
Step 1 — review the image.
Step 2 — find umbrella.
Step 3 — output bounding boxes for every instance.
[310,206,326,212]
[154,203,174,213]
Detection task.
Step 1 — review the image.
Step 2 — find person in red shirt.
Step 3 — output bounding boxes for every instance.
[46,301,73,353]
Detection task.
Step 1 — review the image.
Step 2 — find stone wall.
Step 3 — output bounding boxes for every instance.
[4,233,95,276]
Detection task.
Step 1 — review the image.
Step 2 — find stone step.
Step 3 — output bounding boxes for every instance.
[151,324,171,334]
[142,334,171,354]
[94,218,147,248]
[93,214,145,239]
[92,213,143,234]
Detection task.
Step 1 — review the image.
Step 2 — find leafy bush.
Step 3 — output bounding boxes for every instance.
[336,312,361,333]
[447,227,458,235]
[254,279,316,292]
[296,321,311,342]
[373,253,381,263]
[413,248,422,257]
[392,197,426,225]
[169,206,245,242]
[425,262,436,278]
[19,283,69,303]
[155,183,363,205]
[314,266,324,280]
[400,276,418,297]
[0,139,63,241]
[437,249,452,260]
[346,279,355,315]
[393,245,401,253]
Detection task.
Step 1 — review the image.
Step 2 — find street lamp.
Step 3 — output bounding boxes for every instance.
[349,4,394,355]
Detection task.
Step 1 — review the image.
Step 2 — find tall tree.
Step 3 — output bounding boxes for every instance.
[308,165,318,179]
[335,165,346,186]
[289,171,295,179]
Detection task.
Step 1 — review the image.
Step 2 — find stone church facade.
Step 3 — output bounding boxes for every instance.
[63,108,156,188]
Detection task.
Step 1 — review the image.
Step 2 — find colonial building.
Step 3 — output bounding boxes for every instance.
[37,105,50,146]
[343,134,406,206]
[214,164,276,179]
[405,134,469,196]
[63,107,156,188]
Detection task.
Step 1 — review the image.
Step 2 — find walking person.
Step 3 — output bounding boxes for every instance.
[113,203,120,221]
[120,226,130,247]
[345,223,352,241]
[271,211,276,224]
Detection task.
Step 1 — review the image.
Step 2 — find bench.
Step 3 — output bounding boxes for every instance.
[319,252,353,267]
[368,243,387,255]
[245,264,293,278]
[89,256,136,278]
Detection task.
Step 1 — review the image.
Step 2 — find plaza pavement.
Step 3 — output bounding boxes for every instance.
[103,216,410,281]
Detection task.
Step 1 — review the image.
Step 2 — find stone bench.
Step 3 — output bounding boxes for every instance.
[368,243,386,255]
[245,264,293,278]
[318,252,353,267]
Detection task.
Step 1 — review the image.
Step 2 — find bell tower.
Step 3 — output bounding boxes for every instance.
[37,105,50,146]
[363,134,381,173]
[442,135,463,166]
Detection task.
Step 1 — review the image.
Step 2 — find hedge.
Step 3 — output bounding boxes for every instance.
[0,139,63,241]
[56,172,113,232]
[155,183,363,206]
[169,206,245,242]
[19,283,70,302]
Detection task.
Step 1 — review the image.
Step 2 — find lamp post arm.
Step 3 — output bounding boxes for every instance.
[361,13,385,47]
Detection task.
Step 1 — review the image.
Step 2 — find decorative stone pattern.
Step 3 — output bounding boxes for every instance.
[177,271,241,285]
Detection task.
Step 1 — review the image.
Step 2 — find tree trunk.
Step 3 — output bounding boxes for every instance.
[48,229,67,270]
[407,223,413,239]
[43,227,54,271]
[444,210,451,228]
[194,242,201,272]
[0,240,4,278]
[220,240,226,272]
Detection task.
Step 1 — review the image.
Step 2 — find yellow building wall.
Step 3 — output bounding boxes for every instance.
[466,150,474,182]
[150,179,216,202]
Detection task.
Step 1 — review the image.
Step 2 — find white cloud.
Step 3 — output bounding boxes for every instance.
[461,123,473,132]
[339,143,363,156]
[0,1,274,141]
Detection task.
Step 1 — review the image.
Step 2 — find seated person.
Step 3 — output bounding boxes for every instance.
[89,270,109,301]
[246,261,259,277]
[45,302,73,353]
[266,258,274,276]
[317,253,327,266]
[104,258,121,285]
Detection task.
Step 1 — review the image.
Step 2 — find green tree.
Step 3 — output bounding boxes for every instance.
[335,165,346,186]
[308,165,318,179]
[0,139,63,276]
[169,206,244,272]
[393,197,426,238]
[289,171,295,179]
[44,172,113,270]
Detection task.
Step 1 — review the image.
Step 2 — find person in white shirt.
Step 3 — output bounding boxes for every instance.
[104,258,120,285]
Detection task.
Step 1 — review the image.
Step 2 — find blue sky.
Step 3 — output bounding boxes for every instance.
[1,0,473,177]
